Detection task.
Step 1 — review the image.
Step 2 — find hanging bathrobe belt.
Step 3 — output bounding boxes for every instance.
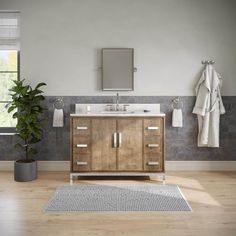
[207,97,220,113]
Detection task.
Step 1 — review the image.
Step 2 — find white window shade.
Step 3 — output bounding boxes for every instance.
[0,12,20,50]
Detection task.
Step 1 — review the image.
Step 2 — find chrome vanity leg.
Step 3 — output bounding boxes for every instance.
[162,174,166,185]
[70,174,73,185]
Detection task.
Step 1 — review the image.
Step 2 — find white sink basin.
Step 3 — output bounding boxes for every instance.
[101,111,135,114]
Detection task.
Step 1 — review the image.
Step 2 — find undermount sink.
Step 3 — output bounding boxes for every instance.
[101,111,135,114]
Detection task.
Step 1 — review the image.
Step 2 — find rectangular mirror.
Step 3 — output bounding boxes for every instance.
[102,48,134,91]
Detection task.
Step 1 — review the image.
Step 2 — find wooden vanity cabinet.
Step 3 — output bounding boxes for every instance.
[70,117,165,174]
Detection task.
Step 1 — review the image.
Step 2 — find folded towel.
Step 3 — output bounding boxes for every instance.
[53,108,64,127]
[172,109,183,127]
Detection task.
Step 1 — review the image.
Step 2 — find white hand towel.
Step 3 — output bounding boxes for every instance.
[172,108,183,127]
[53,108,64,127]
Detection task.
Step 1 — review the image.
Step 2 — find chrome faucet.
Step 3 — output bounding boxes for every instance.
[106,93,130,111]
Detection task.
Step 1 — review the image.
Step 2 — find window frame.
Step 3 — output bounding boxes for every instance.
[0,50,20,134]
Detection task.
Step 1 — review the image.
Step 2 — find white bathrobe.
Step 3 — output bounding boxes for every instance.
[192,65,225,147]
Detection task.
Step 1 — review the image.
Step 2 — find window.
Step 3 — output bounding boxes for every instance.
[0,50,19,128]
[0,12,20,131]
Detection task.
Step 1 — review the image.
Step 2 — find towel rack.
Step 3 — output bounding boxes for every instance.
[171,97,183,109]
[201,60,215,65]
[53,97,64,109]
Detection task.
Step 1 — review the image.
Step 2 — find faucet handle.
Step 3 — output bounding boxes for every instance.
[123,104,130,111]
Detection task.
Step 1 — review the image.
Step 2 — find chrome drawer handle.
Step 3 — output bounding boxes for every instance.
[147,161,159,166]
[76,126,88,130]
[147,144,159,148]
[113,133,117,148]
[77,161,87,165]
[76,144,88,148]
[118,133,122,148]
[147,126,159,130]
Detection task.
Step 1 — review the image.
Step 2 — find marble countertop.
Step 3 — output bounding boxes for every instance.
[70,112,165,117]
[71,103,165,117]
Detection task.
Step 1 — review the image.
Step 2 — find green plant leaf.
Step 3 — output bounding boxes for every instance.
[35,82,46,90]
[14,143,24,150]
[7,106,16,113]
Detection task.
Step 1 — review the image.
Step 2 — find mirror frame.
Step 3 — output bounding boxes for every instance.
[101,48,134,91]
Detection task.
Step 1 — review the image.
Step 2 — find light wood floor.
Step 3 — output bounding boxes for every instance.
[0,171,236,236]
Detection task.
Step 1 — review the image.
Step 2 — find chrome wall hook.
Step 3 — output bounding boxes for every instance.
[201,60,215,65]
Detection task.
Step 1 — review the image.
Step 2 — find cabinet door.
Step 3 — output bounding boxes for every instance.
[91,119,117,171]
[117,118,143,171]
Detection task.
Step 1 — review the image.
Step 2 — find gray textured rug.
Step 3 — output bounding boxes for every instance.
[45,185,192,212]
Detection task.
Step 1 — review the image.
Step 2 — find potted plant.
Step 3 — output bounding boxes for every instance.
[7,79,46,182]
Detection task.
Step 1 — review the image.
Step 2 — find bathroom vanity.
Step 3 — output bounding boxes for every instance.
[70,104,165,183]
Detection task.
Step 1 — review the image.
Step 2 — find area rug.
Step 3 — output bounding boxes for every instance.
[45,185,192,212]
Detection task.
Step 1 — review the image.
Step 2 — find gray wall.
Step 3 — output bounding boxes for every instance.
[1,96,235,161]
[1,0,236,95]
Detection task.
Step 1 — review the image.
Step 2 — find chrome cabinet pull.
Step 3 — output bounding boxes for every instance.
[77,161,87,165]
[76,144,88,148]
[147,161,159,166]
[113,133,117,148]
[147,126,159,130]
[118,133,122,147]
[147,144,159,148]
[76,126,88,130]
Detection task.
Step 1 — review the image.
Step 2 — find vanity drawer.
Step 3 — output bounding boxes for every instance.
[73,118,91,136]
[73,136,91,153]
[144,153,162,171]
[73,153,90,171]
[144,118,162,136]
[144,136,162,153]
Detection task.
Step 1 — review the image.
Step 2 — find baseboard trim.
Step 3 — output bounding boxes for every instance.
[0,161,236,171]
[165,161,236,171]
[0,161,70,171]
